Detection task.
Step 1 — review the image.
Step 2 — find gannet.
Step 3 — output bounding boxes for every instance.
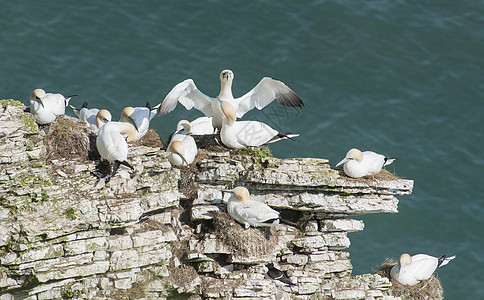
[29,88,75,124]
[222,186,279,229]
[267,263,295,286]
[95,109,113,132]
[335,148,396,178]
[390,253,456,286]
[70,101,111,134]
[156,69,304,130]
[96,120,136,182]
[219,100,299,149]
[166,120,197,166]
[120,102,158,141]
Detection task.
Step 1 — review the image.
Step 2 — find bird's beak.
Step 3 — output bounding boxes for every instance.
[179,153,189,165]
[335,158,349,168]
[36,97,45,108]
[128,117,139,132]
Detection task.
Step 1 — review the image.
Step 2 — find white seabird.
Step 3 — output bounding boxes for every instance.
[120,102,158,141]
[390,253,456,286]
[95,109,113,132]
[335,148,396,178]
[156,69,304,130]
[29,88,76,124]
[222,186,280,229]
[70,101,111,134]
[166,120,198,166]
[220,100,299,149]
[96,119,137,182]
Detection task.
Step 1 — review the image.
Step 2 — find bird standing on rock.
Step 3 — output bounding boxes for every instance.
[29,88,75,125]
[390,253,455,286]
[222,186,280,229]
[157,69,304,130]
[267,263,295,286]
[335,148,396,178]
[95,115,137,183]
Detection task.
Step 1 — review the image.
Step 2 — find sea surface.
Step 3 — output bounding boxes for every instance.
[1,1,483,298]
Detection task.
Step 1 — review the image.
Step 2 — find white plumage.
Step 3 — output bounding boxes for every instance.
[70,101,111,134]
[219,100,298,149]
[96,118,136,182]
[335,148,395,178]
[223,186,280,229]
[120,103,157,141]
[96,121,136,164]
[156,69,304,129]
[166,120,198,166]
[390,253,456,286]
[29,88,73,124]
[189,116,215,136]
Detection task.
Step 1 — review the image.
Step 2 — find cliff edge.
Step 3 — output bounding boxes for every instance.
[0,100,414,299]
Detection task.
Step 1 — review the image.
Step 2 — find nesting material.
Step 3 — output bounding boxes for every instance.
[212,212,278,257]
[375,259,444,299]
[340,169,401,182]
[131,128,164,148]
[44,115,93,161]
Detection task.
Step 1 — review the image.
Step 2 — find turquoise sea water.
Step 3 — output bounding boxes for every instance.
[1,1,483,298]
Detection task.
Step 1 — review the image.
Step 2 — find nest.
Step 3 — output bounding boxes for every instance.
[44,115,95,161]
[212,212,278,257]
[375,259,444,300]
[338,169,401,182]
[131,129,164,148]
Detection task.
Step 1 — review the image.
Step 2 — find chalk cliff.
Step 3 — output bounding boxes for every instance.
[0,100,414,299]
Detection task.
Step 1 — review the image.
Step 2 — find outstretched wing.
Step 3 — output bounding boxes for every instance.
[234,77,304,118]
[157,79,214,116]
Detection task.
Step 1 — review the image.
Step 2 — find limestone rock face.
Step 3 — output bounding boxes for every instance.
[0,100,413,299]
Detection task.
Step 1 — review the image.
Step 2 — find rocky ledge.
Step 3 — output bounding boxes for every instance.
[0,100,413,299]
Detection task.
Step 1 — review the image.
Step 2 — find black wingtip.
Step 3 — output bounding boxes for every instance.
[437,254,447,267]
[278,132,297,142]
[82,101,88,109]
[145,101,151,110]
[276,89,304,109]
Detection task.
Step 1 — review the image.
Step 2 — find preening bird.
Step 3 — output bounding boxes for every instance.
[219,100,299,149]
[120,102,157,141]
[156,69,304,130]
[166,120,197,166]
[70,101,110,134]
[29,88,75,124]
[95,109,112,132]
[95,117,137,182]
[222,186,280,229]
[335,148,396,178]
[390,253,456,286]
